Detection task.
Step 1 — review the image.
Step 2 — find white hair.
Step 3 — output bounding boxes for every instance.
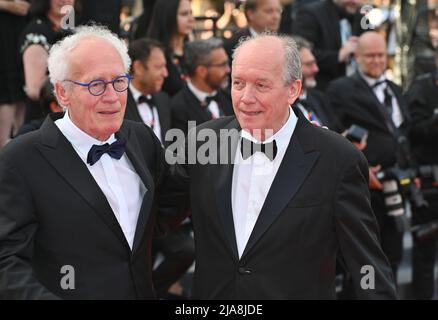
[47,25,131,85]
[232,33,302,85]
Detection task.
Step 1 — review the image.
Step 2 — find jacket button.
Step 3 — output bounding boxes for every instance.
[238,267,251,275]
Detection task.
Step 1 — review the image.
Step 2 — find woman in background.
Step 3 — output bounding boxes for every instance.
[20,0,74,123]
[146,0,194,96]
[0,0,29,147]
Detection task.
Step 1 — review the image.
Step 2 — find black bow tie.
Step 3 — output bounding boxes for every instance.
[87,137,127,166]
[240,137,278,161]
[372,79,389,89]
[138,95,155,106]
[203,93,220,107]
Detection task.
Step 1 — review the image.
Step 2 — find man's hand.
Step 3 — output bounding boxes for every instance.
[369,165,382,190]
[0,0,30,16]
[338,36,358,63]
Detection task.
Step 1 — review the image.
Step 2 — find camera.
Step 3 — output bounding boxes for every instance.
[344,124,368,145]
[376,166,428,232]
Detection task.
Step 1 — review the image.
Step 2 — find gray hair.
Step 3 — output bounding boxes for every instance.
[48,25,131,86]
[291,35,313,52]
[232,33,302,84]
[184,38,225,76]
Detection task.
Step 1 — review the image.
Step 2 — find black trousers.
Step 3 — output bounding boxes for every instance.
[152,223,195,298]
[412,195,438,299]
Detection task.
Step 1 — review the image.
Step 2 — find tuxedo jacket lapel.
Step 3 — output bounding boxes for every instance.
[36,115,130,249]
[351,73,391,132]
[125,89,143,123]
[306,90,329,125]
[212,118,240,260]
[185,88,213,123]
[241,114,320,259]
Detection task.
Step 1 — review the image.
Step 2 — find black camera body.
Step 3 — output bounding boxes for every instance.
[344,124,368,145]
[376,166,428,232]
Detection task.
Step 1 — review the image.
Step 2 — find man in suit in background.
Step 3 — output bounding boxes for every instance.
[171,38,233,134]
[126,37,194,300]
[0,26,187,299]
[292,35,341,131]
[326,31,411,283]
[223,0,282,59]
[294,0,365,90]
[187,34,397,299]
[125,38,172,146]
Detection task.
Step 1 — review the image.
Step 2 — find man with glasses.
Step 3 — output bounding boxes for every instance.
[326,32,411,291]
[0,26,188,299]
[171,38,233,134]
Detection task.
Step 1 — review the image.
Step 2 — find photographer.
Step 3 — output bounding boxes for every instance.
[405,54,438,299]
[327,32,412,285]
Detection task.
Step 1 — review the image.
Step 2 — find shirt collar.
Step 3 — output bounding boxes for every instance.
[56,111,116,159]
[129,84,152,104]
[359,70,386,88]
[248,27,259,37]
[240,106,297,153]
[187,81,217,103]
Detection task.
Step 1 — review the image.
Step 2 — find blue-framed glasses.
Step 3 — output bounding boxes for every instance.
[63,74,133,96]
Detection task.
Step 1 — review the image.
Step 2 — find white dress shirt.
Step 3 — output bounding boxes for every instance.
[187,81,221,119]
[360,72,403,128]
[129,84,162,143]
[55,112,146,249]
[231,107,298,258]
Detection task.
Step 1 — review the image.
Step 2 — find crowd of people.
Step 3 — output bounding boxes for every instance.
[1,0,438,300]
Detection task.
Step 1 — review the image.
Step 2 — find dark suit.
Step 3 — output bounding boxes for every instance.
[294,88,342,131]
[125,89,172,146]
[223,28,251,60]
[171,85,234,134]
[293,0,364,90]
[79,0,122,35]
[405,72,438,299]
[124,88,194,298]
[326,72,411,276]
[187,110,397,299]
[0,113,187,299]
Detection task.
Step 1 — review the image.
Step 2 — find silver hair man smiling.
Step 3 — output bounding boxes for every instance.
[186,34,398,299]
[0,25,188,299]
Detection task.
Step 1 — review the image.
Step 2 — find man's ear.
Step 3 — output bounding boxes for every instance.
[287,79,302,105]
[55,82,70,107]
[132,60,143,77]
[246,9,255,25]
[49,101,62,113]
[196,65,208,79]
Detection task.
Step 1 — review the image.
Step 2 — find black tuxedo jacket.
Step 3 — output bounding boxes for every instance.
[0,113,188,299]
[124,89,172,146]
[187,110,397,299]
[171,85,234,134]
[293,0,364,90]
[405,72,438,165]
[326,72,411,169]
[294,88,342,131]
[223,28,251,60]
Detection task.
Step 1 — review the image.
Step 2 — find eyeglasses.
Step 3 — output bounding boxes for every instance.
[63,74,133,96]
[205,61,229,68]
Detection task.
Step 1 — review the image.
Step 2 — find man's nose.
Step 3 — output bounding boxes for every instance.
[240,85,257,104]
[102,83,119,102]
